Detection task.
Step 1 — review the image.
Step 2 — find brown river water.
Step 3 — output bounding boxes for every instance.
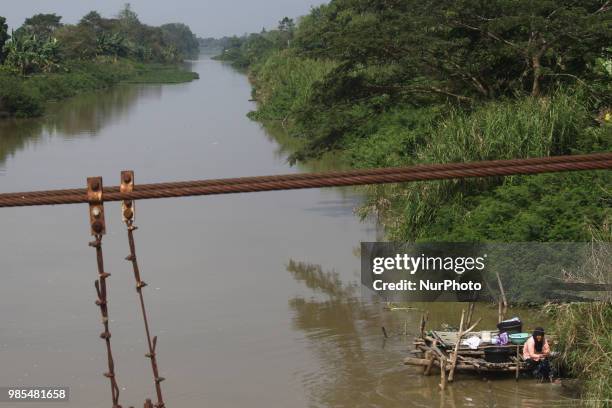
[0,57,579,407]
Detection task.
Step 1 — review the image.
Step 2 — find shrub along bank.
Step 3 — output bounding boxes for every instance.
[0,58,198,118]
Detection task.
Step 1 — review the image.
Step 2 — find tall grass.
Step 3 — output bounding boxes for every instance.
[547,302,612,406]
[353,90,597,240]
[545,230,611,406]
[247,50,336,124]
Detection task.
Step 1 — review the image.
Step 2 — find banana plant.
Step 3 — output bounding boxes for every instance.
[96,32,128,60]
[3,30,59,75]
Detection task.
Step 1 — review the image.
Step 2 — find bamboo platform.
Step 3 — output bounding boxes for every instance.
[407,332,526,373]
[404,307,527,390]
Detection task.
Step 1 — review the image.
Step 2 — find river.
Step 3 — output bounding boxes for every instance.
[0,57,577,407]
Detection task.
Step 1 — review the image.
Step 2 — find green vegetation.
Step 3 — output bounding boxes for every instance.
[122,63,199,84]
[0,4,200,118]
[546,232,611,407]
[549,302,612,406]
[216,1,611,402]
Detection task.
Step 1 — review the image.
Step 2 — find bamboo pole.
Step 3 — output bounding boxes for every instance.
[448,309,465,382]
[439,356,447,390]
[419,311,429,339]
[466,302,475,328]
[496,272,508,322]
[424,350,434,375]
[419,313,425,338]
[515,345,520,381]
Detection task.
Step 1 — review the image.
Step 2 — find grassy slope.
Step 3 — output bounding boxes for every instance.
[246,52,610,242]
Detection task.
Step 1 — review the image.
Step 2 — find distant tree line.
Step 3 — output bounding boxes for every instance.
[0,3,200,76]
[211,17,296,67]
[198,36,234,51]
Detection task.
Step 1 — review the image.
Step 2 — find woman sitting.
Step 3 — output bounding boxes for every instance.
[522,326,552,381]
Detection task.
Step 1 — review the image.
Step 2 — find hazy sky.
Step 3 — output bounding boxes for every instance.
[2,0,325,37]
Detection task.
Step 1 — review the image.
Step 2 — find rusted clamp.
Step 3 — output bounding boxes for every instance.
[87,177,106,236]
[121,171,135,223]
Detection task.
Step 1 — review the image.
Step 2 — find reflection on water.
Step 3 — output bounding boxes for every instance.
[0,86,161,167]
[287,260,580,407]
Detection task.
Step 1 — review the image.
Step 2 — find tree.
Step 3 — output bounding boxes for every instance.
[55,24,98,60]
[277,17,295,47]
[0,16,9,63]
[294,0,612,100]
[79,11,105,33]
[160,23,199,58]
[19,13,62,39]
[432,0,612,97]
[117,3,140,29]
[278,17,295,33]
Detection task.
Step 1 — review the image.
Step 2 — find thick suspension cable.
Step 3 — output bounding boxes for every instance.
[0,153,610,207]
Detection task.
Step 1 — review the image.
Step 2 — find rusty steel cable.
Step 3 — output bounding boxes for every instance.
[90,234,122,408]
[1,152,609,200]
[1,152,608,201]
[0,153,610,207]
[124,221,166,408]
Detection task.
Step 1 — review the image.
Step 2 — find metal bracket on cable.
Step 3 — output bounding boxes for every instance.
[121,170,135,224]
[87,177,106,236]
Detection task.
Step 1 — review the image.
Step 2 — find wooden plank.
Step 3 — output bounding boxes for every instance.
[403,356,432,366]
[407,352,526,372]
